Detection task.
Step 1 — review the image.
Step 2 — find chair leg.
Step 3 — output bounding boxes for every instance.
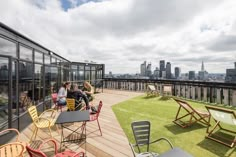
[97,119,102,136]
[48,127,52,138]
[30,127,37,143]
[33,128,38,142]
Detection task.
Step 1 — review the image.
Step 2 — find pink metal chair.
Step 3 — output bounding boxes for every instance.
[26,138,84,157]
[82,101,103,136]
[51,93,63,112]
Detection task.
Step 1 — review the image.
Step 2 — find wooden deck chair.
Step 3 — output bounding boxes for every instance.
[28,105,58,142]
[146,84,158,97]
[163,85,172,96]
[173,98,210,128]
[205,106,236,147]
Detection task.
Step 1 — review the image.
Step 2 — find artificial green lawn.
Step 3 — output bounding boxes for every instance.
[112,95,236,157]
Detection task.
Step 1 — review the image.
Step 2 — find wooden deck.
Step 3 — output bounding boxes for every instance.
[20,89,143,157]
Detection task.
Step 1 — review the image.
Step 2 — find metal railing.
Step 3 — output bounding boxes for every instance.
[103,78,236,106]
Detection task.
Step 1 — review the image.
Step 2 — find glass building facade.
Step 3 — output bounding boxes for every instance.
[0,22,104,143]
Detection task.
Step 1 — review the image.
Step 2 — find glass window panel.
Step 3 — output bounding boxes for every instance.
[19,61,33,115]
[34,64,43,104]
[79,71,84,81]
[0,57,9,129]
[91,71,95,80]
[51,67,59,92]
[34,51,43,63]
[0,37,17,57]
[20,46,33,61]
[45,66,52,96]
[85,71,90,81]
[71,65,77,70]
[79,65,84,70]
[51,57,56,64]
[44,55,50,64]
[12,61,18,121]
[91,66,95,70]
[85,66,90,70]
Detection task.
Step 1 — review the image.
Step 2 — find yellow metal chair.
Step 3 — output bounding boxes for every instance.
[0,142,24,157]
[28,105,57,142]
[0,128,27,152]
[66,98,76,111]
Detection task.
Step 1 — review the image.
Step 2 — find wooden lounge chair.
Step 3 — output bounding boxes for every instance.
[205,106,236,147]
[173,98,210,128]
[146,84,159,97]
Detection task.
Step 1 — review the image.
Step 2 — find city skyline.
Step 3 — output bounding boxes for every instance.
[0,0,236,74]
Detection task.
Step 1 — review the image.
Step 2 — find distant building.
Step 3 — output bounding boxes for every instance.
[166,62,171,79]
[160,60,165,77]
[108,71,113,78]
[153,67,160,79]
[146,63,152,77]
[162,70,166,79]
[140,61,147,76]
[225,62,236,83]
[198,61,208,80]
[175,67,181,79]
[189,71,195,80]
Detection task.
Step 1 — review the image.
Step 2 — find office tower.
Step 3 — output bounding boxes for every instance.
[189,71,195,80]
[160,60,165,77]
[201,61,204,71]
[140,61,147,76]
[198,61,208,80]
[153,67,159,79]
[146,63,152,77]
[225,62,236,83]
[166,62,171,79]
[175,67,181,79]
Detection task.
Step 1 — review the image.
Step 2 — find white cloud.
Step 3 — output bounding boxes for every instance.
[0,0,236,74]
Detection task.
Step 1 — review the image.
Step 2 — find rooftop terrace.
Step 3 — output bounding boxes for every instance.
[5,89,235,157]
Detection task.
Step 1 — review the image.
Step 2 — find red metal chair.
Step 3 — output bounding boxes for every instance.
[26,138,84,157]
[82,101,103,136]
[51,93,63,112]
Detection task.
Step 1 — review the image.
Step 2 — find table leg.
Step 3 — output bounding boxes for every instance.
[60,124,64,152]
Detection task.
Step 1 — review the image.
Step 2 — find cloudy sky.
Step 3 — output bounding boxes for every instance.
[0,0,236,74]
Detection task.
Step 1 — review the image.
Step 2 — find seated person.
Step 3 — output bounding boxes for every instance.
[57,82,70,106]
[71,84,90,110]
[82,81,94,102]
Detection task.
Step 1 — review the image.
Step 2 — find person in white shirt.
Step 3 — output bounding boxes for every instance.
[57,82,71,106]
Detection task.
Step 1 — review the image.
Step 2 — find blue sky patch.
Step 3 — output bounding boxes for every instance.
[60,0,101,11]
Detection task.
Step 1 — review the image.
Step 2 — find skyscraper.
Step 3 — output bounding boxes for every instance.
[166,62,171,79]
[198,61,208,80]
[153,67,159,79]
[140,61,146,76]
[175,67,181,79]
[159,60,165,77]
[225,62,236,83]
[189,71,195,80]
[146,63,152,77]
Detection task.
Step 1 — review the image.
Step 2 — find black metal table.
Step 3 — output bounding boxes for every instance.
[55,110,90,152]
[158,147,193,157]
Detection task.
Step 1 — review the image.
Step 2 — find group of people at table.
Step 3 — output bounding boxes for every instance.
[56,81,94,111]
